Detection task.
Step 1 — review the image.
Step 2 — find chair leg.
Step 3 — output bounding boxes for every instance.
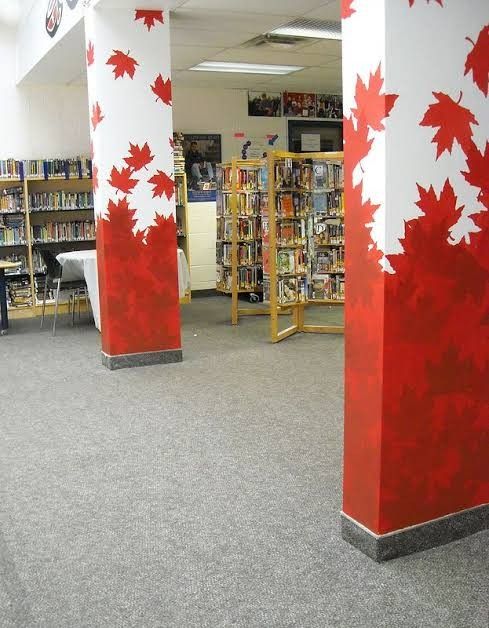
[71,290,77,327]
[52,279,61,337]
[84,288,90,321]
[78,289,81,320]
[40,280,48,329]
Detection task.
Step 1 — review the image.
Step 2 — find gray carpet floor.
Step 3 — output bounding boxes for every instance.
[0,296,487,628]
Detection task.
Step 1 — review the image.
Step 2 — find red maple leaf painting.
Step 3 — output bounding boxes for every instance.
[108,166,139,194]
[341,0,356,19]
[169,137,175,150]
[464,26,489,97]
[408,0,443,5]
[151,74,172,106]
[351,64,398,131]
[462,141,489,207]
[123,142,154,171]
[148,170,174,200]
[420,92,478,158]
[343,115,373,173]
[92,164,99,192]
[106,49,139,79]
[86,40,94,66]
[134,9,164,31]
[91,102,104,130]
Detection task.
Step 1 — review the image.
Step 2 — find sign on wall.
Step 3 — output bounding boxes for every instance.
[183,134,221,202]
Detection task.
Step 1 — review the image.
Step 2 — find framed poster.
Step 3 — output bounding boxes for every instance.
[283,92,317,118]
[183,134,221,202]
[248,91,282,117]
[316,94,343,119]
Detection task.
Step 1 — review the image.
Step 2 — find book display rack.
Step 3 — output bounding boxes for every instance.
[0,156,94,316]
[264,150,345,343]
[175,171,191,303]
[216,158,272,325]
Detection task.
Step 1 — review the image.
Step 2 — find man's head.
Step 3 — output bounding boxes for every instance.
[190,141,198,152]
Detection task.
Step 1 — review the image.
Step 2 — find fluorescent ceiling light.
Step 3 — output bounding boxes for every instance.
[189,62,304,75]
[271,19,342,40]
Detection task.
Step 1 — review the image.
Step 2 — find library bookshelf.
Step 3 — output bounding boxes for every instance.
[216,158,273,325]
[0,165,95,320]
[175,172,191,304]
[265,150,345,343]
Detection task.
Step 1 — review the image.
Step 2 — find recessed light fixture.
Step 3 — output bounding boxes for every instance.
[189,61,304,75]
[270,18,342,40]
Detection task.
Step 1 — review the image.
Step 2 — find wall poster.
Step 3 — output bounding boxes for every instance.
[183,134,221,202]
[248,92,282,117]
[316,94,343,119]
[283,92,317,117]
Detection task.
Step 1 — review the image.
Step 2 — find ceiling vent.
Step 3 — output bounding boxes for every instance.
[270,18,342,40]
[241,33,314,50]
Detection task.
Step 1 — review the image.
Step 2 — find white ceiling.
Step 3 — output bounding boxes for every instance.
[21,0,342,93]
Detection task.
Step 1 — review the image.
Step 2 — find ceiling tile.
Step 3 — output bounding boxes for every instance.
[173,70,271,89]
[178,0,333,17]
[170,27,256,48]
[170,8,293,34]
[299,39,342,56]
[171,45,226,70]
[208,48,337,68]
[303,0,341,21]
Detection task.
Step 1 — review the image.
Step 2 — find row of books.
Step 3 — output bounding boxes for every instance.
[276,193,310,218]
[314,222,344,246]
[218,165,267,191]
[31,221,96,243]
[217,217,262,241]
[217,242,262,266]
[29,191,94,212]
[0,187,24,213]
[217,191,264,216]
[173,133,185,175]
[276,249,307,275]
[263,274,345,304]
[216,266,263,292]
[274,160,343,191]
[0,216,26,246]
[277,220,306,246]
[0,157,92,180]
[314,248,345,274]
[312,190,344,215]
[1,253,28,274]
[175,177,186,205]
[7,278,32,307]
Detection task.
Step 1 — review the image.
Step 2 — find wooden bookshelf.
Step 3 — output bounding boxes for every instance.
[175,172,191,304]
[0,158,95,319]
[265,150,345,343]
[216,158,273,324]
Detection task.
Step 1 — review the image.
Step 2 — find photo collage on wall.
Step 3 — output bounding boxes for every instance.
[183,134,222,202]
[248,91,343,118]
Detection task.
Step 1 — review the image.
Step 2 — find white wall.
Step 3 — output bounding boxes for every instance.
[0,25,89,159]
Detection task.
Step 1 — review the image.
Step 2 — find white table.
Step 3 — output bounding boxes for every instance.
[57,248,191,332]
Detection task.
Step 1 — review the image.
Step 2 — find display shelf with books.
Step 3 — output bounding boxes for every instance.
[216,158,274,324]
[0,156,95,317]
[174,171,191,303]
[264,150,345,343]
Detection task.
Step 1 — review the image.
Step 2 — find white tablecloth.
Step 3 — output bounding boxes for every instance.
[57,248,190,331]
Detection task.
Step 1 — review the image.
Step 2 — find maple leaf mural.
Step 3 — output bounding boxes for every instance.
[464,25,489,97]
[106,49,139,79]
[134,9,164,31]
[123,142,154,171]
[420,92,478,158]
[462,141,489,205]
[408,0,443,5]
[92,164,99,192]
[151,74,172,106]
[341,0,356,19]
[97,197,181,356]
[91,101,104,131]
[108,165,139,194]
[86,40,94,66]
[148,169,174,200]
[351,64,398,131]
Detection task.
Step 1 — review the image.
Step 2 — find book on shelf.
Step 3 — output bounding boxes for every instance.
[31,220,96,243]
[313,220,344,246]
[314,248,344,274]
[277,220,306,246]
[1,253,28,275]
[0,156,92,180]
[0,187,24,213]
[29,190,94,211]
[277,277,308,304]
[276,248,307,275]
[0,215,26,246]
[173,132,185,175]
[7,278,32,307]
[310,275,345,301]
